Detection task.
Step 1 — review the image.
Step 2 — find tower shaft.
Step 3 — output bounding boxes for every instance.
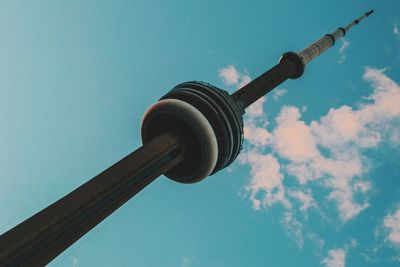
[0,133,183,267]
[232,52,301,108]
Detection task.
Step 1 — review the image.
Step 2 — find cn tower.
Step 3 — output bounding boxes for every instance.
[0,10,373,266]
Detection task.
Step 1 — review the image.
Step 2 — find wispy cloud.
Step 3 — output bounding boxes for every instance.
[321,240,357,267]
[219,65,240,86]
[391,256,400,262]
[219,65,251,90]
[282,210,304,248]
[180,256,195,267]
[288,189,317,214]
[393,24,400,39]
[273,88,287,100]
[337,39,350,64]
[246,96,266,119]
[239,151,288,210]
[321,248,346,267]
[383,207,400,247]
[70,256,79,267]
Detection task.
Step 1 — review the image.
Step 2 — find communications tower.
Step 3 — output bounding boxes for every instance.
[0,10,374,267]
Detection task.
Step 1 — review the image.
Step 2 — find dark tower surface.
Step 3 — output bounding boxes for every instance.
[0,10,373,266]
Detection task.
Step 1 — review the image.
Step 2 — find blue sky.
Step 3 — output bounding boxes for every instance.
[0,1,399,266]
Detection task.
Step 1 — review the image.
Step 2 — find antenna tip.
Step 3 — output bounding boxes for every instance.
[366,9,374,16]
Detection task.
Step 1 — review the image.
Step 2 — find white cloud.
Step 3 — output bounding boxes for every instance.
[322,249,346,267]
[348,238,357,248]
[383,207,400,247]
[70,256,79,267]
[308,232,325,250]
[239,151,290,210]
[273,88,287,100]
[337,39,350,64]
[244,97,272,147]
[218,65,400,245]
[288,189,317,213]
[237,74,252,89]
[274,107,369,221]
[321,240,357,267]
[274,106,320,163]
[218,65,251,90]
[180,256,195,267]
[389,127,400,146]
[311,105,367,148]
[246,96,266,119]
[362,68,400,121]
[339,39,350,53]
[219,65,240,86]
[282,211,304,248]
[276,68,400,221]
[391,256,400,262]
[393,24,400,39]
[244,122,272,147]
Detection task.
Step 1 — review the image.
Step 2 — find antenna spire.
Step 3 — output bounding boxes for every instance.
[299,9,374,64]
[233,10,374,108]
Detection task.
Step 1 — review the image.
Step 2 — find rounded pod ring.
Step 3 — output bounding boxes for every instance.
[141,98,218,183]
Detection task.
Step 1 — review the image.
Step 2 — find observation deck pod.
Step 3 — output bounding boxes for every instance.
[142,82,244,183]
